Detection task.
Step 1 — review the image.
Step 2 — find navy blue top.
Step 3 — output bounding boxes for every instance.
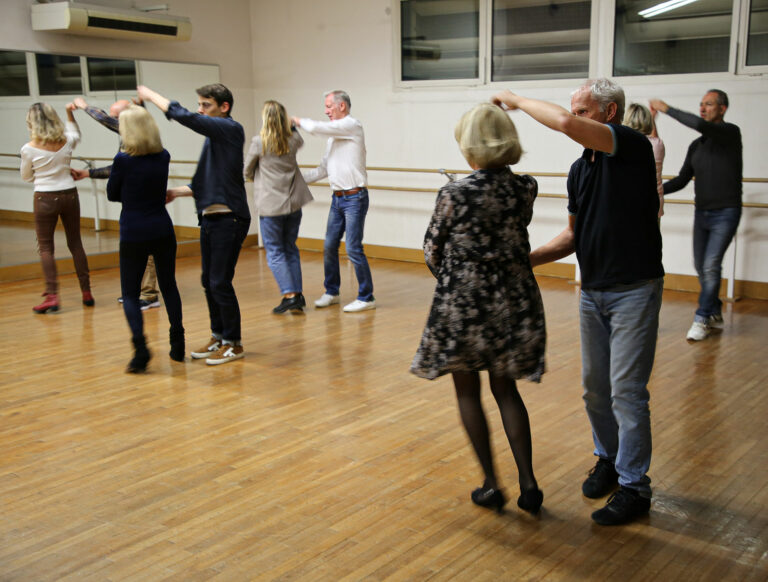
[165,101,250,222]
[107,150,175,243]
[567,124,664,289]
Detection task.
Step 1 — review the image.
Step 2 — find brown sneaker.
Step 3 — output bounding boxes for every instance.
[206,344,244,365]
[190,336,222,359]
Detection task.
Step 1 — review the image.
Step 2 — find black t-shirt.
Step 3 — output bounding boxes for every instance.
[567,124,664,289]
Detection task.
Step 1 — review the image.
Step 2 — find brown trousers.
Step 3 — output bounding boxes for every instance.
[34,188,90,294]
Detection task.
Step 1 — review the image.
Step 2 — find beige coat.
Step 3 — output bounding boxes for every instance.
[244,130,313,217]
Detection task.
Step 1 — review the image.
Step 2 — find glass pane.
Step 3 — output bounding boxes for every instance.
[747,0,768,66]
[86,58,137,91]
[614,0,732,76]
[401,0,479,81]
[493,0,591,82]
[0,50,30,97]
[36,54,83,95]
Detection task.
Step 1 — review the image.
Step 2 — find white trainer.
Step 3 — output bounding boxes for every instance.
[343,299,376,312]
[314,293,340,308]
[686,321,709,341]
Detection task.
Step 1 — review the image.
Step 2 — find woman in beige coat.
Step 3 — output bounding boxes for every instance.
[244,100,313,313]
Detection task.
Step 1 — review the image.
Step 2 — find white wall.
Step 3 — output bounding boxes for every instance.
[0,0,256,229]
[248,0,768,284]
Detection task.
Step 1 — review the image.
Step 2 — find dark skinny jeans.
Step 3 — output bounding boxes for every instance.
[34,188,90,294]
[120,236,183,342]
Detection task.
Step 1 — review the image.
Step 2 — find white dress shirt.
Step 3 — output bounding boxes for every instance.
[299,115,367,191]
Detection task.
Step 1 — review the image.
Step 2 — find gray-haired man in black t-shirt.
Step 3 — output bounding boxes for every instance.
[492,78,664,527]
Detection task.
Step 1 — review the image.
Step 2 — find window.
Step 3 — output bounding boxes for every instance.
[614,0,732,76]
[36,54,83,95]
[396,0,767,83]
[0,50,29,96]
[492,0,591,82]
[86,58,137,92]
[745,0,768,66]
[400,0,480,81]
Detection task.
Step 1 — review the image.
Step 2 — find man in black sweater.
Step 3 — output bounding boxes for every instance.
[138,83,251,365]
[650,91,742,342]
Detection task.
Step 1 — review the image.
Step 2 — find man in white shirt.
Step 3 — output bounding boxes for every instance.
[293,90,375,312]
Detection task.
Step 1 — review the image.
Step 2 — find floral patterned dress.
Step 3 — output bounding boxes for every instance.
[410,167,546,382]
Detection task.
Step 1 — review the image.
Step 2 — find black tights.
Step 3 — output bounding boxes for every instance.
[120,236,183,342]
[452,371,537,493]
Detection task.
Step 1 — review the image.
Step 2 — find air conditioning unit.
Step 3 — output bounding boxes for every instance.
[31,2,192,41]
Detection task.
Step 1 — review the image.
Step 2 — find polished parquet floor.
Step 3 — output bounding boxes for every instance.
[0,249,767,581]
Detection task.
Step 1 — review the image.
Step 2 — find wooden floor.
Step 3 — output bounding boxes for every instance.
[1,250,767,581]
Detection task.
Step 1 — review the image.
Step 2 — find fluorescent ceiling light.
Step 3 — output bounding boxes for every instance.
[638,0,698,18]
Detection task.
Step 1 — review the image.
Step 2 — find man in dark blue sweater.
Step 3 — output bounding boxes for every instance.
[650,91,742,342]
[138,83,251,365]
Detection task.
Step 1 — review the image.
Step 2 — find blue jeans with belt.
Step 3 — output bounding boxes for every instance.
[692,207,741,323]
[579,278,663,497]
[260,210,303,295]
[200,213,250,342]
[323,189,374,301]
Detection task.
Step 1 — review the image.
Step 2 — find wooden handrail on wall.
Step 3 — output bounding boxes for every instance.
[1,153,766,208]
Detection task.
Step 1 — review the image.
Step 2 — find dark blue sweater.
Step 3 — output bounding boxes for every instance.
[107,150,175,243]
[165,101,250,222]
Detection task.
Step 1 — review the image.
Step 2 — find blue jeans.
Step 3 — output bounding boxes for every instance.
[200,213,250,342]
[693,207,741,323]
[580,278,663,496]
[323,189,374,301]
[260,210,303,295]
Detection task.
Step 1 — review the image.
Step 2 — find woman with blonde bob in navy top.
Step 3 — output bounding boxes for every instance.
[107,105,184,373]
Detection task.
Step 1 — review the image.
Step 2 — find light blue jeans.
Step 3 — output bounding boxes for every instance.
[323,189,374,301]
[580,278,663,497]
[693,207,741,323]
[260,210,303,295]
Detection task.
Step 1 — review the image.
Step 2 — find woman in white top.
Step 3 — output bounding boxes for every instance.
[624,103,665,218]
[20,102,93,313]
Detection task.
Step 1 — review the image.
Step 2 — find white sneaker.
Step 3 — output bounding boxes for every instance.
[707,314,724,328]
[343,299,376,312]
[686,321,709,341]
[314,293,340,308]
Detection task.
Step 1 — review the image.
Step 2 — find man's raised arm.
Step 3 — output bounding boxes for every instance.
[491,90,614,153]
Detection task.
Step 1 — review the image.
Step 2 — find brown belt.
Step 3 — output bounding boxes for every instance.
[333,187,364,197]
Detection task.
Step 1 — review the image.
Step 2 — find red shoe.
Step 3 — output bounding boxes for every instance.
[33,293,59,314]
[82,290,95,306]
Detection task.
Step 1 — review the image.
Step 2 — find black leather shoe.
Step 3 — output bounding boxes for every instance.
[591,486,650,525]
[471,486,506,514]
[517,488,544,514]
[582,458,619,498]
[273,294,305,314]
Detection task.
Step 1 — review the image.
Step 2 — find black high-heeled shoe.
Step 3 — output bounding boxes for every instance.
[517,488,544,514]
[471,486,506,514]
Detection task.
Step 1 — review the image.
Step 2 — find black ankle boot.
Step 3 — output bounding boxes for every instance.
[471,486,506,514]
[169,327,185,362]
[127,336,151,373]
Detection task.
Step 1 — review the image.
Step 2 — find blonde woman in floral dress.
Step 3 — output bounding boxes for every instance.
[411,103,546,515]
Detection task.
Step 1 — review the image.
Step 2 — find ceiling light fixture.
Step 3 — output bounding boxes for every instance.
[638,0,699,19]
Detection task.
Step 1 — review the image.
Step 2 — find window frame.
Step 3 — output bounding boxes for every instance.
[393,0,768,90]
[736,0,768,74]
[394,0,489,88]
